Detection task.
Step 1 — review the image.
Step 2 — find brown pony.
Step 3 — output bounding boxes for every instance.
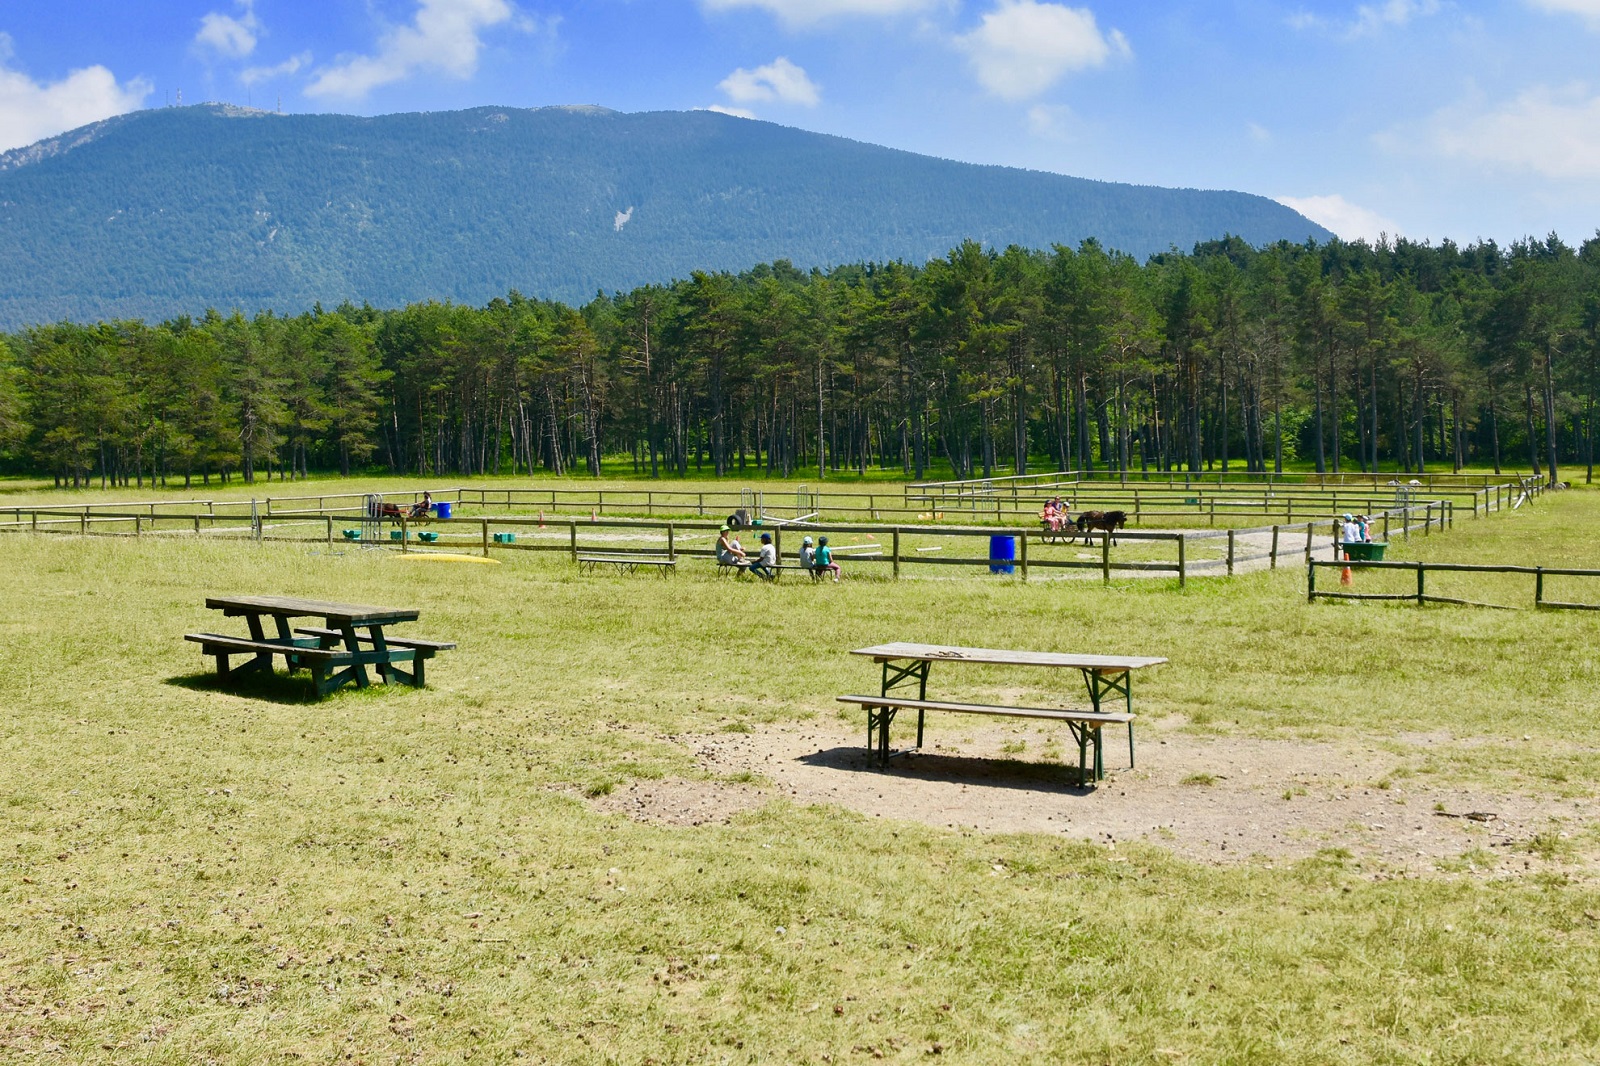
[1075,509,1127,544]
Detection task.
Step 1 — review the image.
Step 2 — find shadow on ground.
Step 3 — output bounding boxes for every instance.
[164,671,322,705]
[796,745,1096,796]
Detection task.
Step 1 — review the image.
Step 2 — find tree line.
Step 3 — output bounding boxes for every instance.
[2,233,1598,490]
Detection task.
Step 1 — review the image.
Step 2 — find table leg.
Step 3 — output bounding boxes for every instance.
[340,623,370,688]
[873,659,931,763]
[367,625,393,684]
[1083,669,1134,773]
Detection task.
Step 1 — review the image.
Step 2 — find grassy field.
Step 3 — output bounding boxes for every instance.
[2,481,1598,1063]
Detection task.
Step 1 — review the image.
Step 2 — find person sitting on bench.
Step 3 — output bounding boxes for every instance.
[798,535,816,572]
[815,535,842,582]
[749,532,777,580]
[716,525,747,566]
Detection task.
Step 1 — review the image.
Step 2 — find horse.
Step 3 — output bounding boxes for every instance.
[1075,509,1127,544]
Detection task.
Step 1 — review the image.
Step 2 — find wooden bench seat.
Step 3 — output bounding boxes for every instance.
[577,554,676,576]
[293,626,453,687]
[186,631,355,688]
[185,632,351,660]
[716,560,822,582]
[292,627,457,652]
[836,693,1134,782]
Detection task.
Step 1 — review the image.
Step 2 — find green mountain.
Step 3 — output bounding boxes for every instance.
[0,104,1333,328]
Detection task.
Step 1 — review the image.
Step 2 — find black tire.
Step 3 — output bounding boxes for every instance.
[727,512,743,530]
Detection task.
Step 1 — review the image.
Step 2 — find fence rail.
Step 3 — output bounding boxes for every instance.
[2,495,1457,587]
[1308,558,1600,610]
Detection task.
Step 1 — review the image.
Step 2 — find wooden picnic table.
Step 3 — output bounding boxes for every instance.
[187,595,452,696]
[839,642,1167,783]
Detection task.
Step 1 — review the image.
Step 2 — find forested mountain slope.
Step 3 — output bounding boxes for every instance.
[0,103,1332,328]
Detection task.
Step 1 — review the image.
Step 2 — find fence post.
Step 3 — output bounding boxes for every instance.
[1270,525,1279,569]
[1416,564,1425,605]
[1536,566,1544,607]
[569,519,578,561]
[667,522,675,562]
[135,516,141,537]
[1424,502,1432,535]
[1177,534,1186,588]
[1102,531,1111,585]
[326,515,333,545]
[400,514,408,553]
[892,530,900,579]
[1305,521,1313,562]
[1307,561,1316,602]
[1383,511,1390,541]
[698,493,705,517]
[1020,530,1029,582]
[482,519,490,557]
[1227,529,1235,576]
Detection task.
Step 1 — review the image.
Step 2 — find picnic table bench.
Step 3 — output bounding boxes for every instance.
[185,595,452,696]
[837,642,1167,784]
[577,553,677,576]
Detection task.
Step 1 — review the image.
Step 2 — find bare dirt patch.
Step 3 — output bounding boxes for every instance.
[594,721,1598,876]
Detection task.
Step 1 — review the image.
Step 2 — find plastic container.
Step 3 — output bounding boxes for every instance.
[492,532,516,544]
[1342,541,1387,561]
[418,531,439,543]
[434,501,453,520]
[988,534,1016,574]
[390,530,406,541]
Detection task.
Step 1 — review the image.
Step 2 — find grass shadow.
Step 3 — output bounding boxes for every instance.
[165,670,323,705]
[797,745,1100,796]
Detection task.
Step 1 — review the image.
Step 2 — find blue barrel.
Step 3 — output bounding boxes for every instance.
[434,500,453,519]
[988,534,1016,574]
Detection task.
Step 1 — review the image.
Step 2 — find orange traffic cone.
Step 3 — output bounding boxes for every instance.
[1340,566,1352,586]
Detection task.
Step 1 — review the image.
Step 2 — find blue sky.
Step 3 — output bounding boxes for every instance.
[2,0,1598,246]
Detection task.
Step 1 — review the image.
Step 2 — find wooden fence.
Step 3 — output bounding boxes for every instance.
[0,498,1455,586]
[1308,558,1600,610]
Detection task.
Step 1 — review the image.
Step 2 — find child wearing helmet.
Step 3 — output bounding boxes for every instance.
[815,535,842,582]
[749,532,778,580]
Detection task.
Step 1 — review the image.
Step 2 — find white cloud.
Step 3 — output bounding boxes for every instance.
[614,206,634,231]
[306,0,517,100]
[1278,194,1401,242]
[1290,0,1441,38]
[1026,102,1078,139]
[1350,0,1440,36]
[701,0,944,29]
[0,36,151,152]
[1247,121,1271,142]
[1526,0,1600,26]
[956,1,1128,101]
[703,104,757,119]
[195,0,261,59]
[240,51,311,86]
[1422,83,1600,179]
[719,57,820,107]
